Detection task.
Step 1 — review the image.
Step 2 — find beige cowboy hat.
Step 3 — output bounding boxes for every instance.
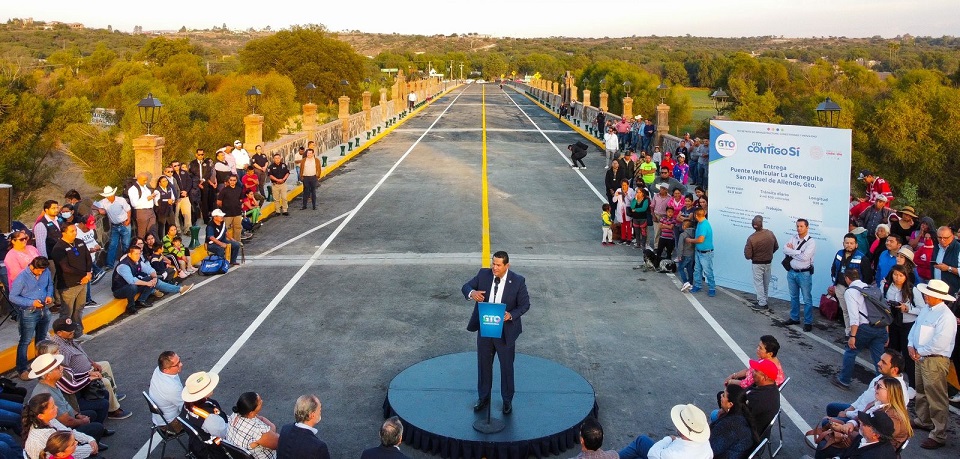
[898,206,919,219]
[29,353,64,379]
[181,371,220,402]
[917,279,956,302]
[670,403,710,442]
[100,186,117,197]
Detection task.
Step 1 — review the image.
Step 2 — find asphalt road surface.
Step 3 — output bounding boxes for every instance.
[63,83,956,458]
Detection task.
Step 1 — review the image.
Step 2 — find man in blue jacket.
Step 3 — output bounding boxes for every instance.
[830,233,866,337]
[462,251,531,415]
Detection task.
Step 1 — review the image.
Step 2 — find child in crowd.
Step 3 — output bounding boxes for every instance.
[242,189,261,224]
[43,429,77,459]
[150,243,177,283]
[75,215,105,306]
[661,151,675,175]
[654,207,678,269]
[651,146,663,168]
[677,219,697,291]
[601,204,613,246]
[165,236,196,278]
[241,166,260,195]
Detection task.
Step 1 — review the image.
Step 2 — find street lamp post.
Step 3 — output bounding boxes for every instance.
[246,86,262,115]
[710,88,730,116]
[134,93,165,182]
[656,82,670,150]
[657,82,669,104]
[304,82,317,104]
[815,97,842,128]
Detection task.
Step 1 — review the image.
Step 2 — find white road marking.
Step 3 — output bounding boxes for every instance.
[501,90,607,202]
[133,85,471,459]
[666,274,814,434]
[254,211,351,258]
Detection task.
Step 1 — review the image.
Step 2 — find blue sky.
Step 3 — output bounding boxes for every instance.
[5,0,958,38]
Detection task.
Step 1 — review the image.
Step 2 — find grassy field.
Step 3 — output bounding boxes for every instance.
[680,87,714,136]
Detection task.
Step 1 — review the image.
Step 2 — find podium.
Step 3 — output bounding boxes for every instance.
[474,302,507,433]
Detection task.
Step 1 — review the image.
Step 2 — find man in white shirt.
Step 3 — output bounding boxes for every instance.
[826,349,912,419]
[94,186,131,270]
[603,127,619,169]
[783,218,817,331]
[907,279,958,449]
[618,404,712,459]
[149,351,184,428]
[231,140,250,176]
[833,268,889,389]
[128,172,159,239]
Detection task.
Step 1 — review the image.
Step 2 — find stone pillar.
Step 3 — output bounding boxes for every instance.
[570,84,578,102]
[379,88,388,119]
[133,135,164,182]
[599,91,608,113]
[622,97,633,120]
[552,81,559,94]
[362,91,372,131]
[395,70,405,113]
[244,114,264,152]
[339,96,350,142]
[582,90,592,107]
[656,103,671,148]
[303,103,318,142]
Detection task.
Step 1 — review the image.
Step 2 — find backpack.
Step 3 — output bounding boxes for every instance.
[198,255,230,275]
[849,284,893,327]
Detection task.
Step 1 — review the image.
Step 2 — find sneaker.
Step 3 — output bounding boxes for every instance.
[107,409,132,420]
[179,284,193,295]
[579,166,586,170]
[91,270,107,285]
[18,371,30,381]
[74,334,93,343]
[152,291,165,299]
[831,376,851,390]
[84,299,97,307]
[179,270,190,279]
[680,282,692,292]
[708,289,716,297]
[116,393,126,402]
[690,287,702,293]
[950,393,960,403]
[803,324,813,332]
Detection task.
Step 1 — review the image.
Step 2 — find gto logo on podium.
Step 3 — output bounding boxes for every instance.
[478,302,507,338]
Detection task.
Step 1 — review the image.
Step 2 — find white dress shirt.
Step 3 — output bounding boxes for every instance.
[488,269,508,304]
[646,436,713,459]
[784,234,816,270]
[850,374,912,413]
[149,366,184,426]
[908,301,958,358]
[128,183,157,210]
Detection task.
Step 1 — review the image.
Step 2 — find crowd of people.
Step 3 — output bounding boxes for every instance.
[0,136,329,457]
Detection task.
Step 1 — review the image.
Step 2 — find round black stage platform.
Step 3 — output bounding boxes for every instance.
[383,352,597,459]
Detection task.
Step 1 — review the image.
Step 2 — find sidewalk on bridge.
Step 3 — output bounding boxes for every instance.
[0,84,460,376]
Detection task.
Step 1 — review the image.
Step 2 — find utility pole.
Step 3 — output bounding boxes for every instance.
[459,62,464,81]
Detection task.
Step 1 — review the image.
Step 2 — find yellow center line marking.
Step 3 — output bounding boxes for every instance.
[481,84,491,268]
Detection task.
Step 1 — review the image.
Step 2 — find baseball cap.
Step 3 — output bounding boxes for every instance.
[857,169,872,180]
[52,317,80,334]
[749,359,778,380]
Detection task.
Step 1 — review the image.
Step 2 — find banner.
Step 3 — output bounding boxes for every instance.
[709,120,852,302]
[478,302,507,338]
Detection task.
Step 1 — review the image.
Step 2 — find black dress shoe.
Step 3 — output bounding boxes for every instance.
[472,398,489,412]
[98,443,109,452]
[102,429,116,437]
[783,319,800,326]
[803,324,813,332]
[502,400,512,415]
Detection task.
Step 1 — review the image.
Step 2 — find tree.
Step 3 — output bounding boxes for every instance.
[238,26,364,105]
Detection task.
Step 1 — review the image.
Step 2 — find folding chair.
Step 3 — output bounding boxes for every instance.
[777,376,791,392]
[747,437,768,459]
[177,415,208,459]
[143,391,189,458]
[217,439,254,459]
[896,438,909,458]
[765,410,784,457]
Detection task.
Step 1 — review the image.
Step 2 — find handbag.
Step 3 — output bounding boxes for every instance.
[782,238,809,271]
[198,255,230,275]
[79,379,109,401]
[819,294,840,320]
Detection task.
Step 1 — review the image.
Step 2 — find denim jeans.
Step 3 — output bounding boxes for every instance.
[826,402,852,418]
[106,224,131,268]
[693,250,715,289]
[619,435,655,459]
[16,307,51,373]
[787,270,814,324]
[0,399,22,435]
[838,324,887,385]
[678,255,694,285]
[85,262,104,301]
[0,433,21,459]
[208,240,241,264]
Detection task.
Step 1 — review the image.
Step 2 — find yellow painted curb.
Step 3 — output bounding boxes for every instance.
[0,88,460,375]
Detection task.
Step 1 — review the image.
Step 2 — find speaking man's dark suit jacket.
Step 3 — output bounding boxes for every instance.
[277,423,331,459]
[462,268,530,401]
[360,444,411,459]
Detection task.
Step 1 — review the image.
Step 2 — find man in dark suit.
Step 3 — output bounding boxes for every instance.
[277,394,330,459]
[360,416,410,459]
[461,250,531,415]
